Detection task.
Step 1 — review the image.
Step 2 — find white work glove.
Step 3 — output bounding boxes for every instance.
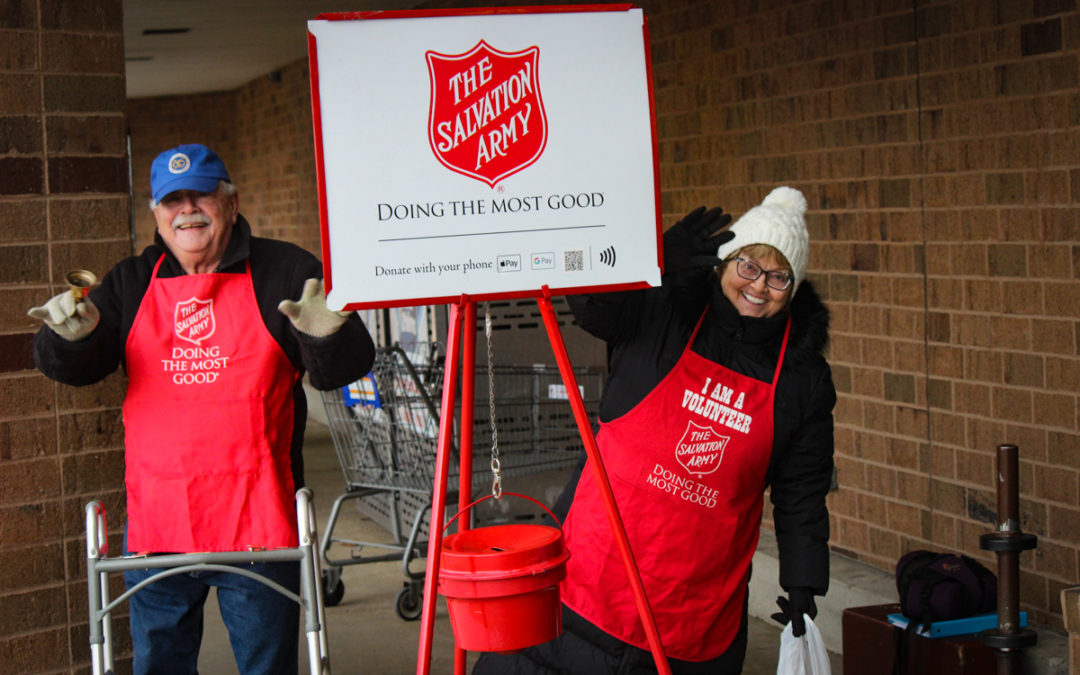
[28,290,100,342]
[277,278,351,338]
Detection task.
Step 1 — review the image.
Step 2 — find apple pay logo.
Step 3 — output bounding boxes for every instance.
[497,255,522,272]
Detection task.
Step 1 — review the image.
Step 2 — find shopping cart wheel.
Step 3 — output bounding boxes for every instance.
[395,583,422,621]
[322,570,345,607]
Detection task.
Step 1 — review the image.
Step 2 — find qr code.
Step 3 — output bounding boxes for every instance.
[564,249,584,272]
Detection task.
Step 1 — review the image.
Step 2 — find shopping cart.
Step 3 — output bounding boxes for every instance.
[85,489,330,675]
[318,343,602,619]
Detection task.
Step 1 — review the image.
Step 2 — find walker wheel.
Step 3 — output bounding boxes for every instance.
[395,585,422,621]
[322,571,345,607]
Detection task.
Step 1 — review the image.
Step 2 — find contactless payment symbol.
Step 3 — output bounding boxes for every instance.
[426,40,548,187]
[168,152,190,174]
[174,297,216,345]
[675,420,729,476]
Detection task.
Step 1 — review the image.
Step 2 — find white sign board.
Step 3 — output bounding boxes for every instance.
[308,5,660,310]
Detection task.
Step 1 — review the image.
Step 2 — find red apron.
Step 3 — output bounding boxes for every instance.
[123,255,299,552]
[562,312,791,661]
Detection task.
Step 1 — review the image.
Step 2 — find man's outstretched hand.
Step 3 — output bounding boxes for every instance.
[29,290,100,342]
[278,278,351,337]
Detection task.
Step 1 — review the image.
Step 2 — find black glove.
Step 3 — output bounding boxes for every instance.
[771,587,817,638]
[662,206,734,275]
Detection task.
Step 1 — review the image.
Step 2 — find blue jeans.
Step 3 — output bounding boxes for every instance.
[123,542,300,675]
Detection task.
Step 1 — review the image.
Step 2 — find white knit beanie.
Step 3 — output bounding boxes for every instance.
[716,186,810,292]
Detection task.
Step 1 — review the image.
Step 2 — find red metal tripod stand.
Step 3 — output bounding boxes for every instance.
[414,290,671,675]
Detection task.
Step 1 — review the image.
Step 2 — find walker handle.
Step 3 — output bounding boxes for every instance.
[442,492,562,533]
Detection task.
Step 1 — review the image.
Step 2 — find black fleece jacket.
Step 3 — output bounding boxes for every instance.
[32,216,375,488]
[565,265,836,595]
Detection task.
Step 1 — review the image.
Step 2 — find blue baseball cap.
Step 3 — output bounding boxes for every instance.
[150,143,231,202]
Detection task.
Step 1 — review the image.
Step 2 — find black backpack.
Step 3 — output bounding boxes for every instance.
[895,550,998,631]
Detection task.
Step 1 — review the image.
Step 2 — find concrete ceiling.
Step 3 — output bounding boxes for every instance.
[123,0,419,98]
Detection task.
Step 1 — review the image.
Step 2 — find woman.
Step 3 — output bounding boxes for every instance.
[474,186,836,674]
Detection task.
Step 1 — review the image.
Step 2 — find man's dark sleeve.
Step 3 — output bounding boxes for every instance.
[297,314,375,391]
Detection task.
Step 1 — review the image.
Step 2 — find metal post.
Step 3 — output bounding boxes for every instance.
[416,297,465,675]
[537,288,672,675]
[979,444,1038,674]
[85,501,106,675]
[454,300,476,675]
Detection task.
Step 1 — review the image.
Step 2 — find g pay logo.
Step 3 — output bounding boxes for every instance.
[531,252,554,270]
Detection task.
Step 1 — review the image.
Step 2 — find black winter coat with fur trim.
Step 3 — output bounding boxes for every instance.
[564,266,836,596]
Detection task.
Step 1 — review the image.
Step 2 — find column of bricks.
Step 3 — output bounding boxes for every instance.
[0,1,130,672]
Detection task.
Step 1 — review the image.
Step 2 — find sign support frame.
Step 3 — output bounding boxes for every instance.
[415,290,671,675]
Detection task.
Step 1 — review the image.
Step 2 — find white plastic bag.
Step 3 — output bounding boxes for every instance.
[776,614,831,675]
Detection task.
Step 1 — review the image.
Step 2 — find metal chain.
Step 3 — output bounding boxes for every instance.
[485,303,502,499]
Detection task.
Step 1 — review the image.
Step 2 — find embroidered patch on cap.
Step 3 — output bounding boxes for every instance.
[168,153,191,174]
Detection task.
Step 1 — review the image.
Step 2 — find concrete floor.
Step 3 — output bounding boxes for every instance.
[196,421,843,674]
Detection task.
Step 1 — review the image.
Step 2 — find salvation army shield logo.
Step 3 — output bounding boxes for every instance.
[675,420,729,476]
[427,41,547,187]
[174,298,215,345]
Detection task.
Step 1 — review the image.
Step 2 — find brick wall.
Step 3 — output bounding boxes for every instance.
[0,0,131,672]
[421,0,1078,629]
[633,0,1079,629]
[7,0,1079,670]
[231,60,322,256]
[386,0,1080,630]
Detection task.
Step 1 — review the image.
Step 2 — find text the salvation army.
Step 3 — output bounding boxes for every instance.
[435,56,535,171]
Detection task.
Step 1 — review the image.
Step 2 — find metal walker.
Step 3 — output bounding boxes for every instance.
[85,488,331,675]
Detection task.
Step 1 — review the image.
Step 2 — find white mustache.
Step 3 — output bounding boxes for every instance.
[172,213,212,228]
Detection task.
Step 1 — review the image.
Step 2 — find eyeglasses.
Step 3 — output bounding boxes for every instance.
[731,257,793,291]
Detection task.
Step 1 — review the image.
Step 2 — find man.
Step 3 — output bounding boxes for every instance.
[29,143,375,675]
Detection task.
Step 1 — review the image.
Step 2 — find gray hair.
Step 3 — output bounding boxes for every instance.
[149,180,237,210]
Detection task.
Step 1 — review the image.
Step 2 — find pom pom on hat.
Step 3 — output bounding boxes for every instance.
[716,186,810,292]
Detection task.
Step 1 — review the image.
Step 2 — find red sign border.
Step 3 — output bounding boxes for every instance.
[308,4,661,310]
